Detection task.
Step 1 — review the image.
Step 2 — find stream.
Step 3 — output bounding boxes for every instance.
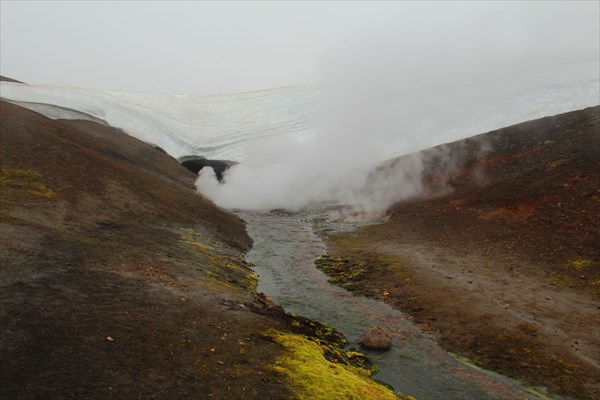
[240,209,552,400]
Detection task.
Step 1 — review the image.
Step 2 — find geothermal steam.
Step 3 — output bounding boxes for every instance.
[197,2,599,212]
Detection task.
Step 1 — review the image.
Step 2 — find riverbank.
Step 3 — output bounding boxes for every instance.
[317,107,600,399]
[0,100,398,400]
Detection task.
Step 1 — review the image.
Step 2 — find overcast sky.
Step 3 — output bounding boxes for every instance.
[1,1,599,94]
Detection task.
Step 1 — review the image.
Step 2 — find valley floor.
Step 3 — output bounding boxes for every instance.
[319,107,600,400]
[323,229,599,399]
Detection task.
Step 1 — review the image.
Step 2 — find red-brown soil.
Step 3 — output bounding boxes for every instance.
[322,107,600,399]
[0,101,370,399]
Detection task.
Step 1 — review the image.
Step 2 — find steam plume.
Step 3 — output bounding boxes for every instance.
[196,2,599,214]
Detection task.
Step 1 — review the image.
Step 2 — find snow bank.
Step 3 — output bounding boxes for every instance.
[0,83,319,161]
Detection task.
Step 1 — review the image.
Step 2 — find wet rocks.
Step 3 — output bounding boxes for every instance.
[359,326,392,350]
[246,292,285,316]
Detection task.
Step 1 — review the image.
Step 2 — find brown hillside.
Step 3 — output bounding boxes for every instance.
[1,101,385,400]
[322,106,600,399]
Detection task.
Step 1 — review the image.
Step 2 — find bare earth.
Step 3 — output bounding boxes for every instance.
[0,100,392,399]
[321,107,600,399]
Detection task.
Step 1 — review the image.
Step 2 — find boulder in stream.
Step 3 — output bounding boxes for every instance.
[359,326,392,350]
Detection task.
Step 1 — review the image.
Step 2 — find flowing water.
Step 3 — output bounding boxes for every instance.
[240,209,553,400]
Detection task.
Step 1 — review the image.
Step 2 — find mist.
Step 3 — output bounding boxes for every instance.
[196,1,599,214]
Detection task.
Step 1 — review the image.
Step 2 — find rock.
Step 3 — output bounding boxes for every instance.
[359,326,392,350]
[246,292,285,316]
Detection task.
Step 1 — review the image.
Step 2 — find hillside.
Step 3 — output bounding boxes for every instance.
[0,75,23,83]
[0,100,398,400]
[320,106,600,399]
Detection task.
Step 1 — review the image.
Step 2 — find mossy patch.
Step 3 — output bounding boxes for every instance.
[283,312,382,377]
[546,159,570,170]
[450,353,485,371]
[180,228,257,291]
[315,254,368,294]
[565,258,593,271]
[0,166,56,199]
[524,386,554,400]
[315,252,405,298]
[550,258,600,296]
[590,279,600,287]
[267,330,402,400]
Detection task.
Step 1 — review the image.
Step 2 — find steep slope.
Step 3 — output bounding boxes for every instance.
[319,106,600,399]
[0,101,397,400]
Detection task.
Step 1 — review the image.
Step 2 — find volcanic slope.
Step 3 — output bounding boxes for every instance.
[320,106,600,400]
[0,100,399,400]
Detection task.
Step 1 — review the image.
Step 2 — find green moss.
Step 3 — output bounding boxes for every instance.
[315,254,368,292]
[285,313,347,347]
[0,166,56,199]
[180,228,257,291]
[315,253,406,298]
[543,140,556,145]
[267,330,400,400]
[281,313,384,379]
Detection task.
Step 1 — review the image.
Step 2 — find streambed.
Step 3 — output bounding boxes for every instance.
[240,210,552,400]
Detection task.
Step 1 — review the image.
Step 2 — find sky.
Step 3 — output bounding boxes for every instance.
[2,1,598,95]
[1,1,396,93]
[2,1,599,212]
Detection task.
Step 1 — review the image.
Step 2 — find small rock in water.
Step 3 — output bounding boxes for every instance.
[359,326,392,350]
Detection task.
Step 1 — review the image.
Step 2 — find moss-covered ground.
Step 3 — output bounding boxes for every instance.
[267,330,408,400]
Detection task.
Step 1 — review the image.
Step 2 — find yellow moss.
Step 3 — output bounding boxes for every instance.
[386,263,405,271]
[451,353,484,371]
[550,273,574,288]
[589,279,600,287]
[566,258,593,270]
[203,271,238,291]
[546,159,570,170]
[190,241,209,252]
[525,386,553,400]
[268,330,400,400]
[180,228,257,290]
[0,166,56,199]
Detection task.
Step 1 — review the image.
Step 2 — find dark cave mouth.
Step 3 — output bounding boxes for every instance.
[178,155,236,182]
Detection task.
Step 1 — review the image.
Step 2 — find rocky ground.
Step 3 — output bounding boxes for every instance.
[318,107,600,400]
[0,99,399,400]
